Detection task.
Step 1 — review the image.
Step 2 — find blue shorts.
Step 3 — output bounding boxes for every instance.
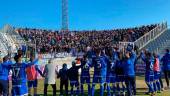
[116,75,125,82]
[145,72,154,82]
[106,75,116,83]
[0,80,8,95]
[81,76,90,84]
[93,75,106,84]
[27,80,38,88]
[154,71,160,80]
[12,83,28,96]
[70,81,79,87]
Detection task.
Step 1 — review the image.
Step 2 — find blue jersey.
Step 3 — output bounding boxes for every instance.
[141,53,154,72]
[92,55,107,77]
[146,58,154,72]
[11,59,38,96]
[106,59,116,83]
[0,61,13,80]
[108,51,118,75]
[124,52,136,76]
[115,59,124,75]
[161,53,170,71]
[81,59,91,77]
[112,51,119,62]
[87,50,96,59]
[10,59,38,85]
[106,58,115,75]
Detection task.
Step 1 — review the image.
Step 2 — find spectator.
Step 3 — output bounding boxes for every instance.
[17,24,157,54]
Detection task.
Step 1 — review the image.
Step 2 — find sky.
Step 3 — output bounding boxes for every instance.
[0,0,169,30]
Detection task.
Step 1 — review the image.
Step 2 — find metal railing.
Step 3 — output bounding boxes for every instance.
[119,22,168,51]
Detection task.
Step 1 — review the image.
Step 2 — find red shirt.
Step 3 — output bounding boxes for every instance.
[26,65,38,81]
[154,58,160,72]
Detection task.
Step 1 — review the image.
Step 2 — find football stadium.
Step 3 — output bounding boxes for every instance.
[0,0,170,96]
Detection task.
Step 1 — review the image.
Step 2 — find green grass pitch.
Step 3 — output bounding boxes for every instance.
[31,76,170,96]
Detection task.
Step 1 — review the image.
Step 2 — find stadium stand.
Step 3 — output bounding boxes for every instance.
[144,29,170,55]
[0,22,168,58]
[1,25,27,54]
[0,33,8,56]
[16,24,157,53]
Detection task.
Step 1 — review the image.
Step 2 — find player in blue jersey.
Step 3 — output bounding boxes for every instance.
[115,51,126,96]
[0,55,13,96]
[11,54,39,96]
[91,48,108,96]
[124,50,137,96]
[86,47,96,65]
[112,47,119,62]
[140,50,155,95]
[105,48,117,96]
[86,46,94,59]
[80,55,92,96]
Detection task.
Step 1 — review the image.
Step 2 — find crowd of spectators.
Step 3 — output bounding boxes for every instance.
[16,24,157,54]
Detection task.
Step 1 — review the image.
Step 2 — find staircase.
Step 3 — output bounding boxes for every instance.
[143,29,170,56]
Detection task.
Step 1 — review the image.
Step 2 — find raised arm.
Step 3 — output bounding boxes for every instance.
[25,58,39,68]
[130,51,136,63]
[2,60,13,68]
[43,65,47,77]
[35,65,43,77]
[55,65,58,75]
[139,51,146,62]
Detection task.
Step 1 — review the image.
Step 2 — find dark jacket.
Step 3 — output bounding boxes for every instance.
[68,66,81,81]
[58,68,69,82]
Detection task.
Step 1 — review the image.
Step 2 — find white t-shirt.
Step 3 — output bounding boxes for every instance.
[44,63,58,84]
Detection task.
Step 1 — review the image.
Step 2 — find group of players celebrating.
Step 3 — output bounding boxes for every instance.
[0,44,170,96]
